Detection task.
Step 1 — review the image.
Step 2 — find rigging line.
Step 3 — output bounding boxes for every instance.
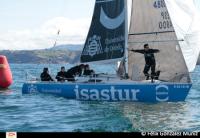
[48,29,60,67]
[53,29,60,48]
[129,31,175,36]
[153,29,160,71]
[128,39,184,44]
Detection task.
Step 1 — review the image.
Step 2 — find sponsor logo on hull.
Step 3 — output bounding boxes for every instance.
[28,84,38,93]
[74,85,140,101]
[156,85,169,102]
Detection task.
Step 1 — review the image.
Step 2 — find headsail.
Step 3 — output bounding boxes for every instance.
[128,0,190,82]
[165,0,200,71]
[81,0,126,63]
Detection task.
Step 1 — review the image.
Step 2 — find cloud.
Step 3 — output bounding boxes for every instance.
[0,17,91,50]
[0,0,133,50]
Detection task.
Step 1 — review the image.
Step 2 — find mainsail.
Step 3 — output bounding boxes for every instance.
[80,0,126,63]
[128,0,191,82]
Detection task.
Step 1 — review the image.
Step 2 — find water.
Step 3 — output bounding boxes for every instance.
[0,64,200,132]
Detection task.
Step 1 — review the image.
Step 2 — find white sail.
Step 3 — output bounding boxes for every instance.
[165,0,200,72]
[128,0,190,82]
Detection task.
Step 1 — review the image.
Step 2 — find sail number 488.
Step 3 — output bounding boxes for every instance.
[154,0,166,8]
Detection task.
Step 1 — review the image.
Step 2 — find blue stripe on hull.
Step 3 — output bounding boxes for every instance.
[22,82,192,102]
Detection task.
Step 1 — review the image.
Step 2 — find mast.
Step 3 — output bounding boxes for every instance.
[124,0,128,75]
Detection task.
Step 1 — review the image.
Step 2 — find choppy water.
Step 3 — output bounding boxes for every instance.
[0,64,200,132]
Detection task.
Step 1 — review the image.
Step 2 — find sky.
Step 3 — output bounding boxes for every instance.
[0,0,200,50]
[0,0,95,50]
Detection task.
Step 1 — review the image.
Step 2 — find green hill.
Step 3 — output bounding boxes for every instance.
[0,49,81,64]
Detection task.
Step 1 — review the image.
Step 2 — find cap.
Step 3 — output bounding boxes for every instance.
[144,43,149,48]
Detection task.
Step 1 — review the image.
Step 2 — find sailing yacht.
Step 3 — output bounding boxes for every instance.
[22,0,200,102]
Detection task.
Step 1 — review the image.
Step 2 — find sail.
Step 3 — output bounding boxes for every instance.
[198,54,200,65]
[117,58,126,78]
[80,0,126,63]
[128,0,190,82]
[165,0,200,71]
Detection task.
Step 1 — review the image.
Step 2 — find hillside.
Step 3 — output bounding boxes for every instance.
[0,49,81,64]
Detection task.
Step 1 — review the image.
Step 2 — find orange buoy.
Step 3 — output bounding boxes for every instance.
[0,55,13,88]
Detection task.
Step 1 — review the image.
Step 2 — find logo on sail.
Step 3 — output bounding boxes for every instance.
[100,6,125,29]
[156,85,169,102]
[83,35,103,57]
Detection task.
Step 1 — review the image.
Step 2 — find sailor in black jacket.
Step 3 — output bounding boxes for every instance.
[40,68,54,82]
[65,64,85,81]
[131,44,160,80]
[56,66,67,82]
[83,64,95,76]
